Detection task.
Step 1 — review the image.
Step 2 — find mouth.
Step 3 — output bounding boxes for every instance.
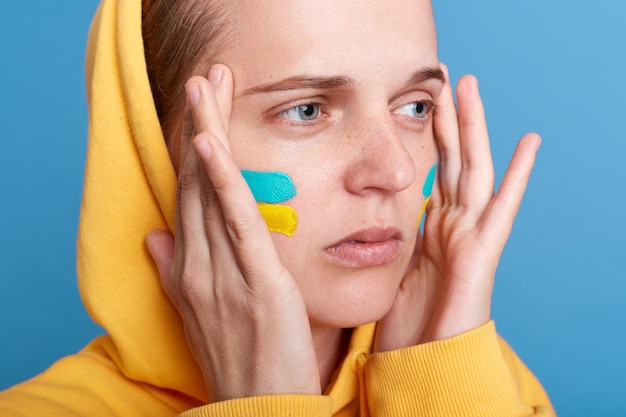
[324,227,403,268]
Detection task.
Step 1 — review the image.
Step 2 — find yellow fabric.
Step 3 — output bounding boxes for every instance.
[80,0,202,400]
[0,0,555,415]
[364,321,554,417]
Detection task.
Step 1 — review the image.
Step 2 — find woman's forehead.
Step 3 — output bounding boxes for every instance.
[220,0,438,91]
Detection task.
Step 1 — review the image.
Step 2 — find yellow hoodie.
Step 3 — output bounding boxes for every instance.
[0,0,555,415]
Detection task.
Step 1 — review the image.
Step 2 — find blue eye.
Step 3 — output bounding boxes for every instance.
[396,101,430,119]
[280,104,320,121]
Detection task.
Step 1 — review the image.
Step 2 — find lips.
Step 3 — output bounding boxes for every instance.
[324,227,402,268]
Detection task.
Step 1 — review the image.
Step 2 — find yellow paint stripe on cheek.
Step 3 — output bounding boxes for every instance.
[257,203,299,237]
[417,196,431,228]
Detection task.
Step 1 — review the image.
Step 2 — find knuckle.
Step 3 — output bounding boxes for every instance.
[177,168,197,191]
[178,261,207,306]
[224,215,257,243]
[199,184,218,210]
[207,170,235,195]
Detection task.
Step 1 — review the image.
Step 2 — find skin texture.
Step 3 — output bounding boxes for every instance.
[145,0,541,402]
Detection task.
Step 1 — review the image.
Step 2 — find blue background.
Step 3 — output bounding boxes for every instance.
[1,1,624,415]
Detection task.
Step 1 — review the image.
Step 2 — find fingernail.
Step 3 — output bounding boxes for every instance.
[186,82,200,106]
[208,66,223,87]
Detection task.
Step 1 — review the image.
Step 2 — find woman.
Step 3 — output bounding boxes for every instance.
[0,0,554,415]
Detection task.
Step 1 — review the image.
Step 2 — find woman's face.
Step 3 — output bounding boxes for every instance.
[211,0,442,327]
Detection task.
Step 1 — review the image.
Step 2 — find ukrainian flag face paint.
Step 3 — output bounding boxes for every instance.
[241,170,298,237]
[417,164,436,227]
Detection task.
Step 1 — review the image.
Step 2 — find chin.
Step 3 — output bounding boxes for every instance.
[305,279,400,328]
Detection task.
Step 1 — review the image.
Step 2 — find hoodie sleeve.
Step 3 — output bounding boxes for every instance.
[360,321,555,417]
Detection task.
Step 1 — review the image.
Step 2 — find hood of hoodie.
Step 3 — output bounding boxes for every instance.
[81,0,374,409]
[81,0,202,400]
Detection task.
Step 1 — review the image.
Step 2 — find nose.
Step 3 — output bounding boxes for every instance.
[343,116,416,195]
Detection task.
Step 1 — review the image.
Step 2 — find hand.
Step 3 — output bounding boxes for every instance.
[145,65,321,401]
[374,66,541,352]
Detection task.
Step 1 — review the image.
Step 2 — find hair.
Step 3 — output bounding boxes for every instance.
[142,0,233,140]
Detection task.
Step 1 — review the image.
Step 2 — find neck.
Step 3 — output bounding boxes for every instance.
[311,326,351,391]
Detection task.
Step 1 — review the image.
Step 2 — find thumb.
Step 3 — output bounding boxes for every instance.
[145,229,175,288]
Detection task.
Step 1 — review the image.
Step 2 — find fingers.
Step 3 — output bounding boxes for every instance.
[210,64,233,134]
[181,76,229,258]
[186,66,287,286]
[433,64,461,204]
[186,65,232,153]
[433,69,497,226]
[171,66,237,301]
[183,68,236,261]
[456,75,495,215]
[176,65,233,171]
[176,117,210,259]
[160,68,321,400]
[193,124,287,284]
[481,133,541,249]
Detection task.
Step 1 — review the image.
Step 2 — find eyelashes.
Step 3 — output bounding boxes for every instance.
[274,99,437,129]
[273,101,329,129]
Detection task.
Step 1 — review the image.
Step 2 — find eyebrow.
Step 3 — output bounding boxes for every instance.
[408,67,446,86]
[237,66,445,97]
[238,76,356,96]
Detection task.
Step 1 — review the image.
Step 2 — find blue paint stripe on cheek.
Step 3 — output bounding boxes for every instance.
[422,164,436,198]
[241,170,297,204]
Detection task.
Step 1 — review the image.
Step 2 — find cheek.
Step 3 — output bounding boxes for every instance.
[407,135,437,226]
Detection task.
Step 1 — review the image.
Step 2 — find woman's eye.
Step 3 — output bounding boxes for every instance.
[279,103,321,121]
[395,101,430,119]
